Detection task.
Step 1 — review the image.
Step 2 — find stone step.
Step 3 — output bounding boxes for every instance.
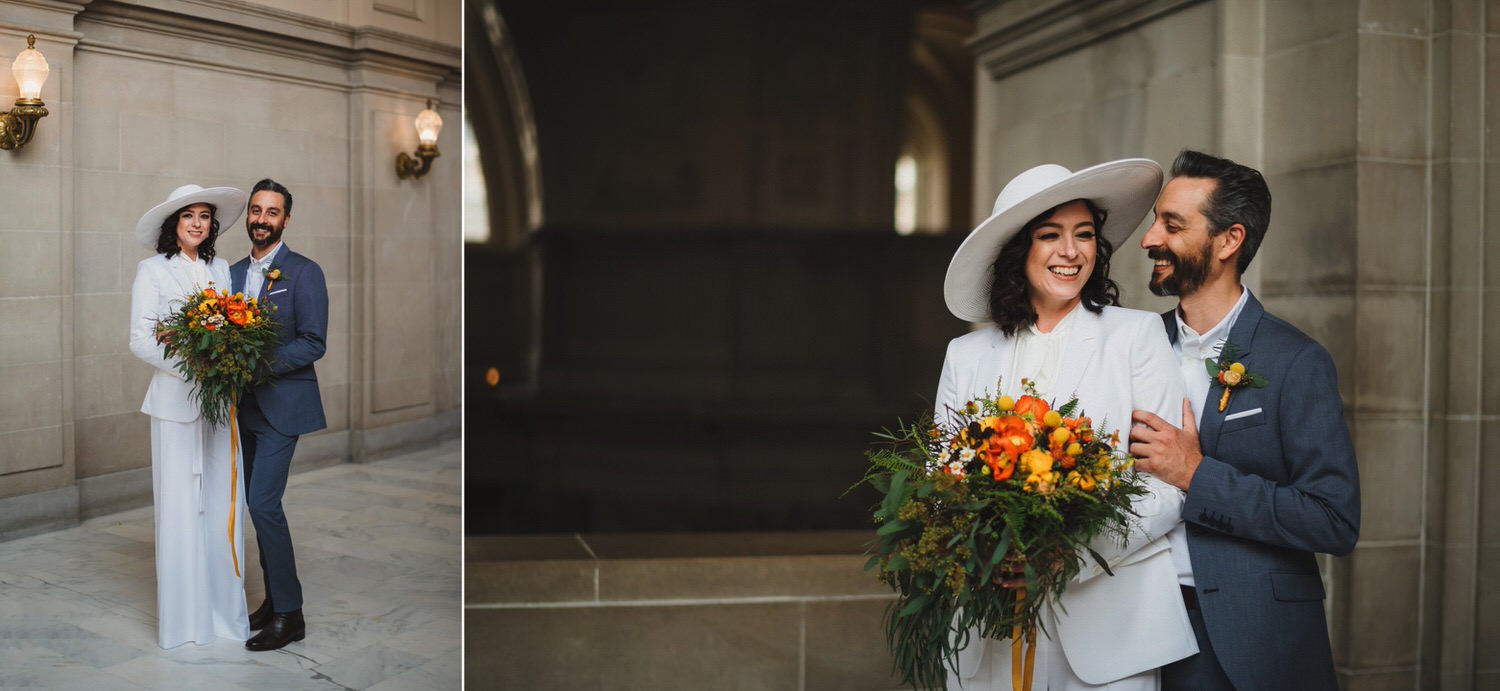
[466,531,904,689]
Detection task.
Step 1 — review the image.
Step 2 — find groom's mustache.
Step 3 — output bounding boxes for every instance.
[250,224,275,233]
[1147,248,1176,264]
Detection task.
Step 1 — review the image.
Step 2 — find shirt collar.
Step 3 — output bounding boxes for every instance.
[1026,301,1082,338]
[1177,286,1250,357]
[250,242,284,267]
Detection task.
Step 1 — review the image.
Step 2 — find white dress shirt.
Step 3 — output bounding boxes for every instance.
[1167,286,1251,586]
[244,241,283,298]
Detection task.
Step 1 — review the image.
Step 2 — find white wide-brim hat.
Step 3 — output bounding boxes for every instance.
[943,158,1164,323]
[134,184,248,251]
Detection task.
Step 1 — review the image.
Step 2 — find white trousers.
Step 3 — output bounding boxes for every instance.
[947,607,1159,691]
[150,416,250,648]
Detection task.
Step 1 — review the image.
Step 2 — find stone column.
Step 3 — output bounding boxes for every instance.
[0,2,87,538]
[347,72,463,459]
[1437,2,1497,687]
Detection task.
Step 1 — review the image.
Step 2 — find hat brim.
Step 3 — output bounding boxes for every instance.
[944,158,1163,323]
[134,187,248,251]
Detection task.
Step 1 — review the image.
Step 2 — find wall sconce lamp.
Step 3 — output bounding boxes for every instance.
[1,34,49,151]
[395,99,443,179]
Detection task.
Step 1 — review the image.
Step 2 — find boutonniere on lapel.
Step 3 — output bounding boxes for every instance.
[1205,342,1267,412]
[262,264,282,292]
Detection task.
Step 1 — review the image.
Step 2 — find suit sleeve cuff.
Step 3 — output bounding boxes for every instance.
[1183,455,1232,524]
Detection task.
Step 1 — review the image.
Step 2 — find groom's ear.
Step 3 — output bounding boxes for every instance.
[1215,224,1246,263]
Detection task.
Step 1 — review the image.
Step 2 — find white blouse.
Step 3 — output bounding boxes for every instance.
[182,254,210,291]
[1009,302,1080,399]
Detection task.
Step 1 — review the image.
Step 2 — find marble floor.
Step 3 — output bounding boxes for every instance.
[0,441,461,690]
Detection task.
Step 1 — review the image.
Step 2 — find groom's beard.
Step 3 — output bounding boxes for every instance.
[248,222,283,249]
[1147,239,1213,297]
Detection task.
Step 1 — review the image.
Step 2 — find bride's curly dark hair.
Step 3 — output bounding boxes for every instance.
[156,203,220,261]
[987,198,1120,336]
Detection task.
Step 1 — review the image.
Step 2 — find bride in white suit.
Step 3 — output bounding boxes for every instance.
[128,184,251,649]
[939,160,1198,690]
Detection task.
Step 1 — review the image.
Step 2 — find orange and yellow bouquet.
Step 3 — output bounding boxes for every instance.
[854,381,1147,690]
[155,284,279,427]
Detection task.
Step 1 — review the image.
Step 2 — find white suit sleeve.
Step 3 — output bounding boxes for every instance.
[934,338,961,426]
[129,262,186,379]
[1075,315,1186,583]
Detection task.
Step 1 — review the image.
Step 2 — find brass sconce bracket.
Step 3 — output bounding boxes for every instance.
[0,99,48,150]
[396,143,441,179]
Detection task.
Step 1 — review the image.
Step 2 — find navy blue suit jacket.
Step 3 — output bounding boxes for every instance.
[231,243,329,437]
[1163,292,1360,690]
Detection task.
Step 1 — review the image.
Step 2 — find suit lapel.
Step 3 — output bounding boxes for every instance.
[262,243,290,300]
[1160,310,1179,346]
[978,327,1015,399]
[1050,307,1099,403]
[165,255,198,297]
[1198,292,1265,457]
[231,259,246,296]
[245,243,289,300]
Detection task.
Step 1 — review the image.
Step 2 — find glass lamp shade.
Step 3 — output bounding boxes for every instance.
[415,103,442,147]
[12,36,48,102]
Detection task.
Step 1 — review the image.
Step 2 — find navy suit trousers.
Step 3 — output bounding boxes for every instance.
[238,390,303,612]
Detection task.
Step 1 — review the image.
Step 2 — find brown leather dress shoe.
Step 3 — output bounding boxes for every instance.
[245,609,305,651]
[249,600,274,631]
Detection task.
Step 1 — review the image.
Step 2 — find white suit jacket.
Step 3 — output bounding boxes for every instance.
[129,253,231,423]
[936,305,1199,684]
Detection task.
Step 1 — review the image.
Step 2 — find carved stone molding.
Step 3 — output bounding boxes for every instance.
[967,0,1204,80]
[77,0,459,85]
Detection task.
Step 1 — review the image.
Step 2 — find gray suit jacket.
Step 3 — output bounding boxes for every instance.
[1163,292,1359,690]
[231,243,329,437]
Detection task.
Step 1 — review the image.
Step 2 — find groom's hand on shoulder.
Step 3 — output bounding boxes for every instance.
[1129,398,1203,491]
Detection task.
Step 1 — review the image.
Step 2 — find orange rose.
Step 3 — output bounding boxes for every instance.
[994,433,1030,464]
[996,415,1028,439]
[1013,395,1049,421]
[986,454,1015,481]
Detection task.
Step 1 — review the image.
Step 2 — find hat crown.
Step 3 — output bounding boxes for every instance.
[992,164,1073,217]
[167,184,208,205]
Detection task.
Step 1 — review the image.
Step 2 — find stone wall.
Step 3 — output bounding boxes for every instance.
[0,0,461,540]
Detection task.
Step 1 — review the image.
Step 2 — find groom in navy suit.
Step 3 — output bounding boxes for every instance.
[231,178,329,652]
[1129,151,1360,690]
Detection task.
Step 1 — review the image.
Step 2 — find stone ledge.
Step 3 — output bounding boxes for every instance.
[0,484,79,542]
[968,0,1205,80]
[465,531,891,606]
[465,531,903,689]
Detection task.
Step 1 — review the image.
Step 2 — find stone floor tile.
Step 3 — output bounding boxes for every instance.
[0,441,459,689]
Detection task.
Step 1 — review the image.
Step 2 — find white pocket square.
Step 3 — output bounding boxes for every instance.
[1224,407,1262,422]
[268,288,288,296]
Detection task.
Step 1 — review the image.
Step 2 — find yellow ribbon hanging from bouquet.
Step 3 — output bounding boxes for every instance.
[228,402,241,578]
[1010,586,1037,691]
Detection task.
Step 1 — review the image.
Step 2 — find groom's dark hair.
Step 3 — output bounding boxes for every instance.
[251,178,293,215]
[1169,149,1271,273]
